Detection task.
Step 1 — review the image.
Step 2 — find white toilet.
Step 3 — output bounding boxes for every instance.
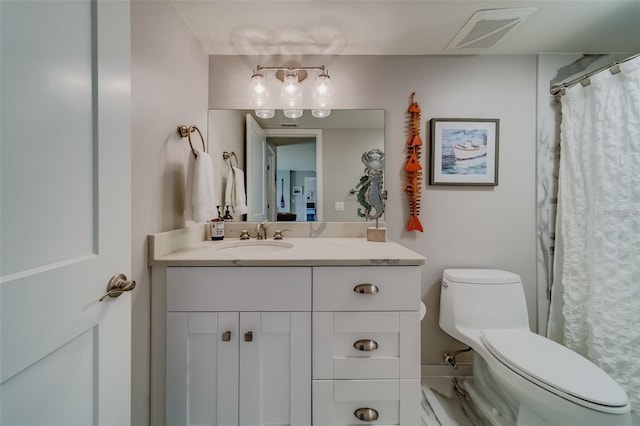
[439,268,631,426]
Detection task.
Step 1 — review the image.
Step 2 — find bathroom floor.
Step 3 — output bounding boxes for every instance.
[421,376,640,426]
[420,376,487,426]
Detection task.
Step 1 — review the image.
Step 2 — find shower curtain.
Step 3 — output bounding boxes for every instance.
[547,55,640,411]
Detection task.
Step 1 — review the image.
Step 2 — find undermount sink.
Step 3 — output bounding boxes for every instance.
[216,240,293,255]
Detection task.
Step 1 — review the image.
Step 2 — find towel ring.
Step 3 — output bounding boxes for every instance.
[178,124,206,157]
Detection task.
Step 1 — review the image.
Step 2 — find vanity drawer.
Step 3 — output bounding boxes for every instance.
[313,312,420,380]
[313,266,420,311]
[312,379,420,425]
[166,267,311,311]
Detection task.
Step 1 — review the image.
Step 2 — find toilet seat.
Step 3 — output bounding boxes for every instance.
[481,329,629,414]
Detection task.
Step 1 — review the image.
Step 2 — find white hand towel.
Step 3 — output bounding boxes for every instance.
[224,166,248,216]
[184,150,218,222]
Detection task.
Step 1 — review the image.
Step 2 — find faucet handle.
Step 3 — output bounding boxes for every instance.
[272,229,290,240]
[239,229,251,240]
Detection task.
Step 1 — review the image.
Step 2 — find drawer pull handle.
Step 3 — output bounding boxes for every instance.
[222,331,231,342]
[353,283,379,294]
[244,331,253,342]
[354,407,379,422]
[354,339,378,351]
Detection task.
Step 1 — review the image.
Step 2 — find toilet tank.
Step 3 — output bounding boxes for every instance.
[439,269,530,341]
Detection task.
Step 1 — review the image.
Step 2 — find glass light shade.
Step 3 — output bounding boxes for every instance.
[255,109,275,119]
[248,74,269,108]
[311,109,331,118]
[312,74,333,109]
[283,109,303,119]
[280,74,302,109]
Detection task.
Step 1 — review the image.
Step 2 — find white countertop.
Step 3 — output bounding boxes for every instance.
[149,224,425,267]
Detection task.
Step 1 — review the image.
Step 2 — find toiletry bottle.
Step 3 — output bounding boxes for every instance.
[210,206,225,241]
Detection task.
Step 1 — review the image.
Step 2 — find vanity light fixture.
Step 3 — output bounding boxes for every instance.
[248,65,334,119]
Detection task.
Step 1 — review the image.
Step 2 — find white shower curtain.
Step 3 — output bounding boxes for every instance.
[547,55,640,411]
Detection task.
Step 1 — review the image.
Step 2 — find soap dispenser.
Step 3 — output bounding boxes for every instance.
[209,206,225,241]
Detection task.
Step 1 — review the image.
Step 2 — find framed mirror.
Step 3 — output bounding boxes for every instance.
[208,109,384,223]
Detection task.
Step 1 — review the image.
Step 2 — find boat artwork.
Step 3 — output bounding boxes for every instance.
[453,138,487,161]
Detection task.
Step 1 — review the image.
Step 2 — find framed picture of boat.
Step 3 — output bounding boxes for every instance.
[429,118,499,186]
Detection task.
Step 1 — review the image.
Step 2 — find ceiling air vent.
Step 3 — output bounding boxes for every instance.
[447,8,537,51]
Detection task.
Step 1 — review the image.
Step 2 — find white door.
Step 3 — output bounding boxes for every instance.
[1,1,132,424]
[246,114,268,221]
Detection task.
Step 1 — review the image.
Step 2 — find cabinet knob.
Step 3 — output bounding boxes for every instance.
[244,331,253,342]
[353,283,379,294]
[353,339,379,351]
[354,407,379,421]
[222,331,231,342]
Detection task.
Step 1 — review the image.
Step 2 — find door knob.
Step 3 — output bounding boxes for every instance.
[99,273,136,302]
[222,331,231,342]
[244,331,253,342]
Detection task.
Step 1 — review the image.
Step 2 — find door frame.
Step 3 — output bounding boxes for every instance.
[264,128,323,222]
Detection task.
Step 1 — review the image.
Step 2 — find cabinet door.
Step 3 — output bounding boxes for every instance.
[166,312,239,426]
[240,312,311,426]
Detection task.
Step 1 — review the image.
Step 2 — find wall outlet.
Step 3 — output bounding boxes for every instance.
[334,201,345,212]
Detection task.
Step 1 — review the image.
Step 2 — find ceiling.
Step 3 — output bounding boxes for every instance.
[171,0,640,56]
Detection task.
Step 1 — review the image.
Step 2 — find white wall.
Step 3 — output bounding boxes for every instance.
[208,109,245,205]
[278,142,316,170]
[131,2,209,424]
[208,55,537,364]
[322,128,384,222]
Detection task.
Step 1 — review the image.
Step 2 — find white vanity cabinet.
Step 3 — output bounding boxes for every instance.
[165,266,312,426]
[150,229,426,426]
[312,266,421,426]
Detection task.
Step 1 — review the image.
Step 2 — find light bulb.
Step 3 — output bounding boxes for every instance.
[248,73,269,108]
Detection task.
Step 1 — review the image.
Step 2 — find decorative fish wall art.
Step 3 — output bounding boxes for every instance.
[405,93,424,232]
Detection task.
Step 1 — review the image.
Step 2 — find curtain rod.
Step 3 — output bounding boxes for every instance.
[550,52,640,96]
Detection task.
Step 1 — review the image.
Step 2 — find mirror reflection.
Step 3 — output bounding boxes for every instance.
[209,109,384,223]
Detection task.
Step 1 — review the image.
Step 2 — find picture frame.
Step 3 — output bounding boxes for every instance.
[429,118,499,186]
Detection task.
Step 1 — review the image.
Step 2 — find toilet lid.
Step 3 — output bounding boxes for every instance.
[443,269,520,284]
[482,330,629,410]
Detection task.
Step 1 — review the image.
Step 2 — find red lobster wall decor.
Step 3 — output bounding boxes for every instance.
[405,92,423,232]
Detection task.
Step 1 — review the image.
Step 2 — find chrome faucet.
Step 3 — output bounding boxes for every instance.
[256,221,268,240]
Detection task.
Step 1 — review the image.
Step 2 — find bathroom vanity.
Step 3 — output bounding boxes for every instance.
[149,223,425,425]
